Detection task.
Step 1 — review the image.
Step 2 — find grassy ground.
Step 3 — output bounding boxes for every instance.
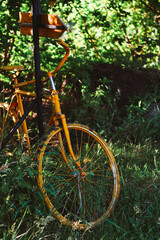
[0,138,159,240]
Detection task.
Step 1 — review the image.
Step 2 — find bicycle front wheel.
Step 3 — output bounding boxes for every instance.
[37,123,120,230]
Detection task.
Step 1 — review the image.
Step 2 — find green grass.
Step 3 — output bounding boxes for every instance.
[0,139,159,240]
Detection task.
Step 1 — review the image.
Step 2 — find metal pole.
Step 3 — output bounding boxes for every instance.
[31,0,44,137]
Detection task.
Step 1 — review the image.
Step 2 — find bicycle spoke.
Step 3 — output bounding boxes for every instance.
[37,124,120,230]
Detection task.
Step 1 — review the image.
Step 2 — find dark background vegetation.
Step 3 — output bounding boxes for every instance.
[0,0,160,239]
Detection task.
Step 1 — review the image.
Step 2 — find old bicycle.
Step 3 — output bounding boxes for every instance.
[0,39,120,230]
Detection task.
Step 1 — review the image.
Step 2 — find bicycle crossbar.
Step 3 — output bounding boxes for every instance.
[0,99,36,150]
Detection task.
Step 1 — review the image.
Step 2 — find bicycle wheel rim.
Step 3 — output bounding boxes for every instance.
[37,123,120,230]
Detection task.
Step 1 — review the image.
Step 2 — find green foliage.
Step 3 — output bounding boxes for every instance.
[0,0,159,69]
[52,0,160,68]
[111,90,160,145]
[0,0,159,115]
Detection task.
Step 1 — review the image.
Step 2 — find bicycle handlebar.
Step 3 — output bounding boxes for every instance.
[57,39,69,50]
[49,39,70,77]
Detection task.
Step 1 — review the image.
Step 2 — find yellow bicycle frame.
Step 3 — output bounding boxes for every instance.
[9,39,84,173]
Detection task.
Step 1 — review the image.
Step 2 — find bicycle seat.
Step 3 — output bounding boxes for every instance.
[0,65,24,72]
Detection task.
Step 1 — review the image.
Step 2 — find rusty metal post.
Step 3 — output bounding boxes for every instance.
[31,0,44,136]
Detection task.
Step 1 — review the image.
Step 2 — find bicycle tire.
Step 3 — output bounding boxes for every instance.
[37,123,120,230]
[0,103,21,150]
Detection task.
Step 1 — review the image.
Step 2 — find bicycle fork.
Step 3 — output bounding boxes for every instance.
[49,75,86,176]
